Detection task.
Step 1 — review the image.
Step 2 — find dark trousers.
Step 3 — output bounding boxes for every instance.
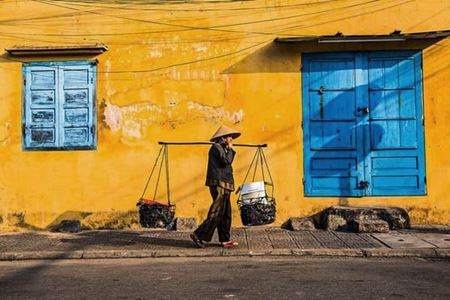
[194,186,232,243]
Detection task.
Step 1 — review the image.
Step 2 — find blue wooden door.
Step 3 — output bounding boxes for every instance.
[302,51,426,196]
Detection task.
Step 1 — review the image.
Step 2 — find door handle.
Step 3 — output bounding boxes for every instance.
[357,107,370,114]
[358,180,369,190]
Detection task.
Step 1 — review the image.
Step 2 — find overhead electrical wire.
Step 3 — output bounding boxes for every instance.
[1,0,383,38]
[31,0,382,33]
[275,0,415,32]
[0,0,413,46]
[0,0,429,76]
[36,0,343,12]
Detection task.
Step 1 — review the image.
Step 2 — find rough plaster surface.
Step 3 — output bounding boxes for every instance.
[103,100,244,137]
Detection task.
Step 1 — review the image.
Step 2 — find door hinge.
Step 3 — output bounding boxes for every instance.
[424,176,427,184]
[23,78,26,86]
[301,121,303,129]
[90,77,94,84]
[90,125,95,134]
[302,178,305,185]
[22,124,27,136]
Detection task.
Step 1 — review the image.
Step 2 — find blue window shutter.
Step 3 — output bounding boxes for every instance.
[23,61,96,150]
[59,64,96,149]
[366,51,426,196]
[23,65,59,149]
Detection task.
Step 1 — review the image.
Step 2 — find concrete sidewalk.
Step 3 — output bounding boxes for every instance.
[0,225,449,261]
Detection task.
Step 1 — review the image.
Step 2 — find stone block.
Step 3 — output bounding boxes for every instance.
[352,219,389,233]
[288,217,316,231]
[175,218,197,231]
[325,215,348,231]
[376,207,410,229]
[314,206,410,230]
[55,220,81,233]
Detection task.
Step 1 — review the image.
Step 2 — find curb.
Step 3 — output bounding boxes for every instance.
[362,248,439,258]
[1,248,449,261]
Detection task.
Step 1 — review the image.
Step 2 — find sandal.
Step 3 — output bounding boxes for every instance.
[222,240,239,248]
[190,233,205,248]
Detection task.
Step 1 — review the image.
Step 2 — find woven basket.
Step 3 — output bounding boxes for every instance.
[138,199,175,228]
[239,197,276,226]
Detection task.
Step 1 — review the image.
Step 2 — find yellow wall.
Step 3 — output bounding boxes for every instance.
[0,0,449,230]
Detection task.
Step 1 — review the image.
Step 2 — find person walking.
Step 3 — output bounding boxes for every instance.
[190,125,241,248]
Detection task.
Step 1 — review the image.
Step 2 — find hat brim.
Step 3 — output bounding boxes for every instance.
[210,132,241,142]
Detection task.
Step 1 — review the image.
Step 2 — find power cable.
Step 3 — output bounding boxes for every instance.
[42,0,342,12]
[30,0,382,35]
[0,0,429,75]
[1,37,272,74]
[0,0,413,44]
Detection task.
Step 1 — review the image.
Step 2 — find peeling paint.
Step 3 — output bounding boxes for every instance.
[104,59,115,98]
[122,119,142,139]
[187,101,244,124]
[103,101,122,131]
[102,98,243,135]
[193,43,209,53]
[149,49,163,58]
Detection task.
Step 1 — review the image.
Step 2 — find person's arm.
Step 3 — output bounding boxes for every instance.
[212,143,235,165]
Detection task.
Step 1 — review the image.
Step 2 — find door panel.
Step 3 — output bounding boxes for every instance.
[303,54,364,196]
[366,52,425,196]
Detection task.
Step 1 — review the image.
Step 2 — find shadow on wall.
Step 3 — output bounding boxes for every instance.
[222,39,443,75]
[45,211,93,231]
[308,82,385,199]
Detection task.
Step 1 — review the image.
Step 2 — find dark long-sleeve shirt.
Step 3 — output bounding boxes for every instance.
[205,143,236,191]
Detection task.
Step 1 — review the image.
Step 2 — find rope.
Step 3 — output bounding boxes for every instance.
[260,147,266,183]
[240,147,260,190]
[260,148,274,198]
[140,146,164,200]
[164,145,171,206]
[252,147,260,182]
[152,146,166,202]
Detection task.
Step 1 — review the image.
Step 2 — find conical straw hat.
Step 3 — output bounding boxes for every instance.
[210,125,241,142]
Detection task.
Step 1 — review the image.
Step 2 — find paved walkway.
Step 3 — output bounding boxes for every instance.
[0,226,449,260]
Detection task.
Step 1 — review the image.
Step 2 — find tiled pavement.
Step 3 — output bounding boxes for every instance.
[0,226,449,260]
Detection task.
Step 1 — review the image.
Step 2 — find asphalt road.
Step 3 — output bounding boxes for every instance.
[0,257,449,300]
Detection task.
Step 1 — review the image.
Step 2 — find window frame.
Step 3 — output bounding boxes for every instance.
[22,60,97,151]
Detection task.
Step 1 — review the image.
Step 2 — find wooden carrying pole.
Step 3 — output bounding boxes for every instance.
[158,141,267,148]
